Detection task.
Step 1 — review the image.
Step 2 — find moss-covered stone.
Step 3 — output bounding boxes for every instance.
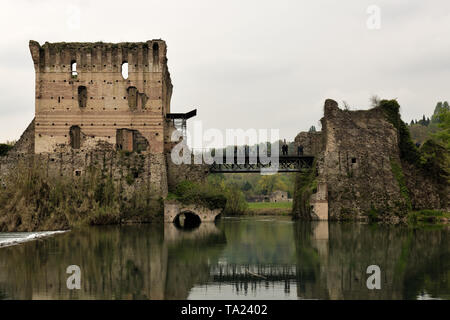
[390,159,412,211]
[292,161,318,219]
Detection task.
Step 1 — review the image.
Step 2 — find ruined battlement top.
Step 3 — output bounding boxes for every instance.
[30,40,166,50]
[29,39,169,73]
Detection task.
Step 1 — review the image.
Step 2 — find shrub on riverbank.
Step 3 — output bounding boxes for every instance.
[407,209,450,224]
[168,179,247,215]
[222,185,248,215]
[168,180,227,210]
[0,159,162,232]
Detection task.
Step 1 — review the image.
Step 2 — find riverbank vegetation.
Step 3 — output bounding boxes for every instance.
[205,177,248,215]
[207,172,295,200]
[169,176,294,216]
[247,201,292,215]
[167,180,227,211]
[0,159,162,232]
[407,210,450,224]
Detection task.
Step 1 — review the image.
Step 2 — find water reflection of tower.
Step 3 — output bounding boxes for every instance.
[293,221,330,299]
[164,222,227,299]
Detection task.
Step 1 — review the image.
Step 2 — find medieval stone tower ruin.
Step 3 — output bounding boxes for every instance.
[28,40,173,154]
[0,40,205,198]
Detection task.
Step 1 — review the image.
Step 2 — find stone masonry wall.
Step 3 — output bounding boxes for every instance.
[293,99,415,221]
[0,148,169,198]
[320,99,409,220]
[294,131,323,156]
[29,40,172,154]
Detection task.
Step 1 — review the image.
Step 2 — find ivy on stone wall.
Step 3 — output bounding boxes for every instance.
[390,159,412,211]
[381,99,449,204]
[292,160,318,219]
[380,100,420,164]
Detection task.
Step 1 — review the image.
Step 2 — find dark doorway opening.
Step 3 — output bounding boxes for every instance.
[70,126,81,149]
[77,86,87,108]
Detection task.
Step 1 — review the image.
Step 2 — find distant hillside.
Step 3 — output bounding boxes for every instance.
[408,101,449,147]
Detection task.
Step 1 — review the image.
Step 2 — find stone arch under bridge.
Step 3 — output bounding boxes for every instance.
[164,202,222,225]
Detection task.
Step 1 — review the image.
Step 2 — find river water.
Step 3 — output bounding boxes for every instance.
[0,216,448,300]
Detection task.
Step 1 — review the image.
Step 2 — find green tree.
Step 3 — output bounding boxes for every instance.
[433,108,450,150]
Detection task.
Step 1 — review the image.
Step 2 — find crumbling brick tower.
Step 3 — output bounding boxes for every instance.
[29,40,172,154]
[28,40,175,195]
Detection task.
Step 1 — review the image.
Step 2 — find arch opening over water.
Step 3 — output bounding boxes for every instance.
[174,211,201,229]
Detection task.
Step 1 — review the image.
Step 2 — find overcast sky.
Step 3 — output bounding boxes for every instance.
[0,0,449,144]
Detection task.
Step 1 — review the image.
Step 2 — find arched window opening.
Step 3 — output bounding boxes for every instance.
[121,62,128,79]
[71,60,77,78]
[70,126,81,149]
[152,43,159,66]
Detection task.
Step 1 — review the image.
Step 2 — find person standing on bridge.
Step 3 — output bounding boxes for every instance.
[282,140,288,156]
[297,145,304,156]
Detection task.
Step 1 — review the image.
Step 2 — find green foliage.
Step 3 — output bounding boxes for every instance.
[367,206,381,221]
[432,108,450,150]
[407,210,449,224]
[390,159,412,211]
[292,161,317,218]
[172,180,227,210]
[210,172,295,199]
[419,139,449,184]
[0,144,13,156]
[0,160,162,232]
[125,173,135,185]
[382,99,449,197]
[380,100,420,164]
[222,184,248,215]
[431,101,450,123]
[246,201,292,216]
[409,102,449,146]
[242,181,252,191]
[206,176,250,215]
[247,202,292,209]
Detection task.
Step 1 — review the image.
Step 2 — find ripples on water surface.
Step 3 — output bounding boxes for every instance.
[0,216,448,300]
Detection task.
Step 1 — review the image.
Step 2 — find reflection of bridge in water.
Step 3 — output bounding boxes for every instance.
[209,263,298,282]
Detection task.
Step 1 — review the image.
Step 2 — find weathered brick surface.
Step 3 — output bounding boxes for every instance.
[1,40,185,197]
[29,40,172,154]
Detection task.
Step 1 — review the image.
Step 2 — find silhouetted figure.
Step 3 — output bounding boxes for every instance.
[281,144,288,156]
[297,145,304,156]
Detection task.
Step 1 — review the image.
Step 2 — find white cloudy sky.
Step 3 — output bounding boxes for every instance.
[0,0,449,144]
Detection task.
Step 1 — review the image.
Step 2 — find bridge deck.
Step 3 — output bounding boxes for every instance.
[209,155,314,173]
